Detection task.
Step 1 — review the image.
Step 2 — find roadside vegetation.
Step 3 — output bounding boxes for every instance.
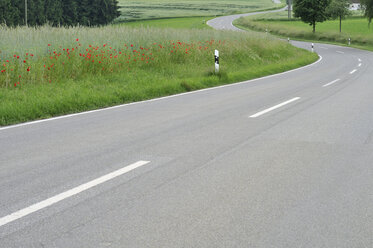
[116,0,284,22]
[0,25,317,126]
[235,10,373,50]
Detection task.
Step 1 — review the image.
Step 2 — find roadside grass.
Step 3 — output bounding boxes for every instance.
[116,0,284,22]
[235,11,373,50]
[118,16,213,29]
[0,25,317,126]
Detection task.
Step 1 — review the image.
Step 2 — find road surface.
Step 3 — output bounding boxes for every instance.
[0,7,372,248]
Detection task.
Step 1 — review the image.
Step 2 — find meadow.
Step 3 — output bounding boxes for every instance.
[116,0,284,22]
[0,25,317,126]
[235,11,373,49]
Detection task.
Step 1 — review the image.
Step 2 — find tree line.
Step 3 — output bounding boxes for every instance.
[293,0,373,32]
[0,0,121,27]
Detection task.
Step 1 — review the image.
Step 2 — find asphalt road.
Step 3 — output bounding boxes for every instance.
[1,8,373,248]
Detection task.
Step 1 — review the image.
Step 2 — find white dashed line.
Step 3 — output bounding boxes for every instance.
[0,160,150,228]
[350,69,357,74]
[323,79,340,87]
[250,97,301,118]
[336,51,345,54]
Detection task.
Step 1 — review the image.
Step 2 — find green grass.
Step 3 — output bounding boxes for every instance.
[119,16,213,29]
[235,11,373,50]
[0,25,317,126]
[116,0,284,22]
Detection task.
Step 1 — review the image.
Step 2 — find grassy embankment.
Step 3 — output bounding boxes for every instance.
[0,25,317,126]
[235,11,373,51]
[116,0,284,22]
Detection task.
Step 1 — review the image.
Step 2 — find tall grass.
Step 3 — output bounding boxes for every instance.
[0,25,317,126]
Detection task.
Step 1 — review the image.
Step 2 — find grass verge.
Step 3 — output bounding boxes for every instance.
[235,11,373,51]
[0,26,317,126]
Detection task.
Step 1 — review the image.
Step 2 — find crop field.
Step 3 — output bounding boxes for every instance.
[0,25,316,126]
[235,11,373,49]
[117,0,283,22]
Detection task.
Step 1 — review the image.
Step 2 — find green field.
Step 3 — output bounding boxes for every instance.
[116,0,284,22]
[235,11,373,49]
[0,25,317,126]
[119,17,213,29]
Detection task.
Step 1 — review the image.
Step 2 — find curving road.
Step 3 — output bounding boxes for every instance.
[1,8,373,248]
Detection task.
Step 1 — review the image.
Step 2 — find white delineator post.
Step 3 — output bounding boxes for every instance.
[311,43,314,52]
[215,50,219,73]
[348,38,351,46]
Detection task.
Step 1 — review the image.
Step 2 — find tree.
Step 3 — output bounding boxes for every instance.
[293,0,332,32]
[78,0,92,26]
[361,0,373,27]
[44,0,63,26]
[0,0,18,26]
[28,0,46,26]
[326,0,351,32]
[0,0,120,26]
[62,0,78,26]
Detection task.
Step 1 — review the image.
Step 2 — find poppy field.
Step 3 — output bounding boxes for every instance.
[0,25,317,126]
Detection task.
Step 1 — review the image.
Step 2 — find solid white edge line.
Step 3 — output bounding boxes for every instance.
[322,79,340,87]
[249,97,301,118]
[0,56,323,132]
[350,69,357,74]
[0,160,150,228]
